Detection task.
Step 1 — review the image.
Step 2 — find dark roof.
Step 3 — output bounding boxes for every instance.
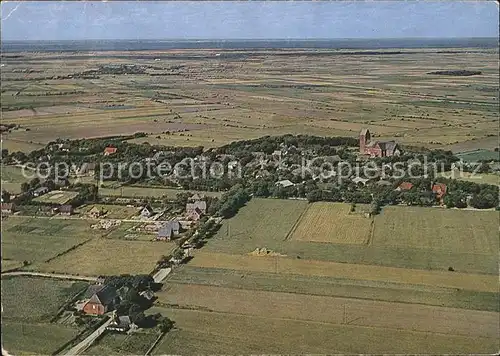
[83,284,105,299]
[158,220,180,238]
[34,187,49,194]
[59,205,74,213]
[89,285,117,306]
[186,201,206,213]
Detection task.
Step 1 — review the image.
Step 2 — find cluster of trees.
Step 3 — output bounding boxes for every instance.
[211,184,251,218]
[104,275,159,327]
[216,134,358,156]
[438,178,499,209]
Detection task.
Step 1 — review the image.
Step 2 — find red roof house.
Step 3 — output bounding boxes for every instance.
[103,147,118,156]
[396,182,414,191]
[432,183,447,202]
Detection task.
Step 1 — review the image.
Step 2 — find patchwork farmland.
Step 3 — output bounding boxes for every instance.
[155,198,499,354]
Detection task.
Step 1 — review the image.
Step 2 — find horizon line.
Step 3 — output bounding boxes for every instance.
[2,37,499,42]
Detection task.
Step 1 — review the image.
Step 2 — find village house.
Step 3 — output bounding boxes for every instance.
[82,285,118,315]
[59,205,74,216]
[157,219,180,241]
[432,183,447,204]
[186,200,207,221]
[107,313,137,333]
[103,147,118,156]
[33,186,50,197]
[88,206,105,219]
[139,205,154,218]
[1,203,15,214]
[359,129,400,158]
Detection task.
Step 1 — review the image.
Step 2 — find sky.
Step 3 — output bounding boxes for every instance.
[1,1,498,41]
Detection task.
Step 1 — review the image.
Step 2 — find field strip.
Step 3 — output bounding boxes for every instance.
[189,252,499,292]
[283,203,310,241]
[158,284,499,338]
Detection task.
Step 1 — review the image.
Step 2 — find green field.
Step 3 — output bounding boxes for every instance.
[86,331,159,355]
[167,266,499,312]
[1,321,80,355]
[455,149,499,163]
[1,164,31,193]
[32,190,79,204]
[1,217,96,265]
[209,198,308,254]
[205,199,498,274]
[438,169,500,186]
[373,206,498,254]
[99,186,222,199]
[78,203,139,219]
[1,276,86,355]
[150,307,498,355]
[1,276,87,322]
[35,238,176,276]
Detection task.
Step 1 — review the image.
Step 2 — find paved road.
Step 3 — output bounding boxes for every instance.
[1,271,97,282]
[62,318,112,355]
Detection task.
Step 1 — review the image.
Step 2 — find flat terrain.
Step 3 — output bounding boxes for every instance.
[35,238,176,276]
[1,48,498,152]
[86,331,158,355]
[1,276,86,322]
[1,276,86,355]
[373,206,498,254]
[151,307,498,354]
[210,198,307,253]
[99,186,222,199]
[188,252,497,292]
[1,164,30,193]
[78,203,139,219]
[206,199,498,274]
[438,169,500,186]
[153,199,499,354]
[290,202,372,244]
[32,190,79,204]
[1,217,95,266]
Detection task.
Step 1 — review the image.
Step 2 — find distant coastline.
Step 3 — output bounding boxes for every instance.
[1,37,497,53]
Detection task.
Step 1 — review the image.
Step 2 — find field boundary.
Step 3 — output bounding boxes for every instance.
[43,238,94,263]
[284,203,310,241]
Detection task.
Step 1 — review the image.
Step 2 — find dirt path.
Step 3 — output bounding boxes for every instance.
[1,271,97,282]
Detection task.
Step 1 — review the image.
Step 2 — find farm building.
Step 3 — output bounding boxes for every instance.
[140,205,154,218]
[1,203,15,214]
[59,205,74,216]
[82,285,117,315]
[359,129,400,158]
[157,220,180,241]
[103,147,118,156]
[107,313,136,333]
[33,186,50,197]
